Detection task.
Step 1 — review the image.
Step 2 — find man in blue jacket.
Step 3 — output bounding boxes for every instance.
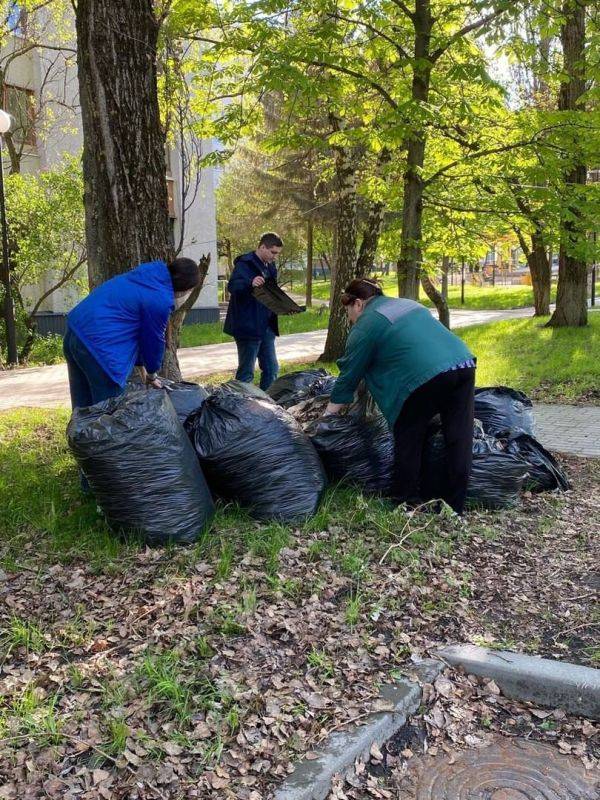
[224,232,283,390]
[63,258,200,410]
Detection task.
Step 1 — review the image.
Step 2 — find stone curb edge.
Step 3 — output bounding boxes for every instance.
[438,644,600,721]
[273,659,443,800]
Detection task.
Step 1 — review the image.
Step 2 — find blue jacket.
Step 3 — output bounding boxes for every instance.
[223,251,279,340]
[67,260,174,387]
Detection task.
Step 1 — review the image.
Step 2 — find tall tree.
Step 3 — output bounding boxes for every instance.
[548,0,588,327]
[75,0,172,288]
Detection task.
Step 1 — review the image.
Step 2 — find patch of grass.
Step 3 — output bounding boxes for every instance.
[294,275,598,311]
[180,308,330,349]
[2,684,63,745]
[0,409,132,569]
[345,591,363,627]
[306,646,335,679]
[137,650,194,721]
[459,313,600,402]
[2,617,48,655]
[103,715,129,755]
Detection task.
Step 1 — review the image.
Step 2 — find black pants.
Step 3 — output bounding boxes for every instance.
[392,367,475,514]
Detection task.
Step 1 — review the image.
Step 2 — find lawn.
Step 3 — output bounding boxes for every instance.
[459,313,600,403]
[0,406,598,797]
[179,307,330,349]
[296,275,562,310]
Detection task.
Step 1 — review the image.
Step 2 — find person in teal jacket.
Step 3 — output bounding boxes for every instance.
[325,278,476,514]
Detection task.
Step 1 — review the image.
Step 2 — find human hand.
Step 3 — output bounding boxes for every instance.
[324,402,345,416]
[148,378,163,389]
[252,276,265,288]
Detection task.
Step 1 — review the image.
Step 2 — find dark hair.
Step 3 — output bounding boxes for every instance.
[167,257,200,292]
[341,277,383,306]
[259,232,283,248]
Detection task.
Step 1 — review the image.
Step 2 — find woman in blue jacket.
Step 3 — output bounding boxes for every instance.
[63,258,200,409]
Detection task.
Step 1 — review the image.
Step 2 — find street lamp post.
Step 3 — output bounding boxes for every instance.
[0,109,17,365]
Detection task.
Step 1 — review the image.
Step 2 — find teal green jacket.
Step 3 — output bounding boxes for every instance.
[330,296,475,426]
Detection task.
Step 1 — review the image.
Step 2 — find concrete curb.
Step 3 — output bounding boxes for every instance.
[439,644,600,720]
[273,660,442,800]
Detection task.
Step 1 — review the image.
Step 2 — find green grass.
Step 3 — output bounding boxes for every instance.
[0,313,597,576]
[179,307,330,348]
[459,313,600,402]
[299,275,551,310]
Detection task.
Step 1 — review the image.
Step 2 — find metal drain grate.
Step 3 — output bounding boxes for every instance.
[414,738,599,800]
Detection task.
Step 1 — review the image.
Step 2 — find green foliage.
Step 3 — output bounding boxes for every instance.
[6,157,86,295]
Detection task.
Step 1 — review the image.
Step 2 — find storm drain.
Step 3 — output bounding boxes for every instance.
[411,737,599,799]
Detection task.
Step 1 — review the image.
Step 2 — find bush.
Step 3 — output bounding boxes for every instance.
[28,334,65,366]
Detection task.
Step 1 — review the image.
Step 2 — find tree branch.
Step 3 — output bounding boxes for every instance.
[328,12,410,59]
[424,139,535,186]
[430,9,508,62]
[297,58,399,110]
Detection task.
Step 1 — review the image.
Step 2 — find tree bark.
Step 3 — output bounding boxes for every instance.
[547,0,588,328]
[527,234,551,316]
[421,273,449,328]
[306,217,313,308]
[396,0,432,299]
[441,255,449,301]
[161,254,210,380]
[320,145,358,362]
[356,199,385,276]
[75,0,171,288]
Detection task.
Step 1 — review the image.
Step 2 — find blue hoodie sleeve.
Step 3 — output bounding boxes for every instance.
[139,299,171,373]
[228,262,253,295]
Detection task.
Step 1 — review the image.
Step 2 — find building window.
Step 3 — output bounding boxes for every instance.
[3,84,36,146]
[7,2,27,35]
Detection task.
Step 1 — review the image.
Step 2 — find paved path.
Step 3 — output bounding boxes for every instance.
[533,404,600,458]
[0,307,534,412]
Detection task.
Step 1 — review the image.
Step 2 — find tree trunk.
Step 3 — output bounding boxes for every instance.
[547,0,588,328]
[161,255,210,380]
[441,255,449,301]
[320,147,358,362]
[421,273,449,328]
[527,234,551,316]
[397,0,432,300]
[75,0,171,288]
[356,199,385,276]
[306,217,313,308]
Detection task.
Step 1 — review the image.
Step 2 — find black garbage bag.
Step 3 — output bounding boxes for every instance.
[163,380,209,424]
[267,369,335,408]
[474,386,534,436]
[502,431,571,492]
[67,390,215,544]
[305,404,395,495]
[218,379,274,402]
[421,420,528,510]
[185,391,326,522]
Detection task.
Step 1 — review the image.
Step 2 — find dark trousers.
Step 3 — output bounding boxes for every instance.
[234,329,279,391]
[63,327,122,409]
[63,328,123,491]
[392,367,475,515]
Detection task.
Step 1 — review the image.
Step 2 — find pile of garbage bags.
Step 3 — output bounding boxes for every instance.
[67,369,570,545]
[276,371,569,510]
